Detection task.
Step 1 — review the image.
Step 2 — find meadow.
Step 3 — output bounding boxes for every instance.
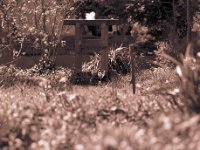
[0,1,200,149]
[0,51,200,150]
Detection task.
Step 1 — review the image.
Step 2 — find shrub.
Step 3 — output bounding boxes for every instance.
[0,0,74,64]
[161,44,200,113]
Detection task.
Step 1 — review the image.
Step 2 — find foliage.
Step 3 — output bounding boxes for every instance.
[72,0,195,37]
[0,62,199,149]
[82,46,130,75]
[0,1,200,149]
[0,0,74,63]
[72,46,130,84]
[161,44,200,113]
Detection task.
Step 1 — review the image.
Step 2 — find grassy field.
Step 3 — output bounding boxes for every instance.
[0,55,200,150]
[0,1,199,149]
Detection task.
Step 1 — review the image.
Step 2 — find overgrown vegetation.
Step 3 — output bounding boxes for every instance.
[160,44,200,113]
[0,0,74,66]
[0,0,200,149]
[0,58,199,149]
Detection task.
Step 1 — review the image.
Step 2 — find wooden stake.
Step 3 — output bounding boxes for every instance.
[74,23,82,73]
[187,0,192,43]
[100,23,109,72]
[129,44,136,94]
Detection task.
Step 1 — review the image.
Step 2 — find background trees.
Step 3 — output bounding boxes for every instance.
[0,0,74,58]
[0,0,199,61]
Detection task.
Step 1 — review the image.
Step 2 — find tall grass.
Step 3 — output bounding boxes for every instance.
[161,44,200,113]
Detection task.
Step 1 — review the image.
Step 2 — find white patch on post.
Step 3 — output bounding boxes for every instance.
[85,11,96,20]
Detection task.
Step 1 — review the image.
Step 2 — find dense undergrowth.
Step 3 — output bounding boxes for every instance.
[0,50,200,149]
[0,0,200,149]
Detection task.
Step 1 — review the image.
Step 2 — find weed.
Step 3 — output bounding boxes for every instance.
[160,44,200,113]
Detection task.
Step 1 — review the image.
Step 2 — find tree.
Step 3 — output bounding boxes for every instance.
[0,0,74,60]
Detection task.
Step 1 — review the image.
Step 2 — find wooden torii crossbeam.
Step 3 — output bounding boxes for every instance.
[63,19,120,73]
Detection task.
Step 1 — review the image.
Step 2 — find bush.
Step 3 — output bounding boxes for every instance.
[161,44,200,113]
[0,0,74,62]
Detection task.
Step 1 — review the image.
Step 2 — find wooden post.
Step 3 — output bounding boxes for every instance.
[187,0,192,43]
[100,23,109,71]
[172,0,177,34]
[74,23,82,73]
[129,44,136,94]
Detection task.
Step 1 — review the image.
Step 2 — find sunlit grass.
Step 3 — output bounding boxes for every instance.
[0,62,194,149]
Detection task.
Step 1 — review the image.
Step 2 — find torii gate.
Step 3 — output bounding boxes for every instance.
[63,19,119,73]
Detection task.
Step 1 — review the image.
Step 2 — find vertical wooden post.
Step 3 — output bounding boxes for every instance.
[129,44,136,94]
[100,23,109,71]
[172,0,177,34]
[74,23,82,73]
[187,0,192,43]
